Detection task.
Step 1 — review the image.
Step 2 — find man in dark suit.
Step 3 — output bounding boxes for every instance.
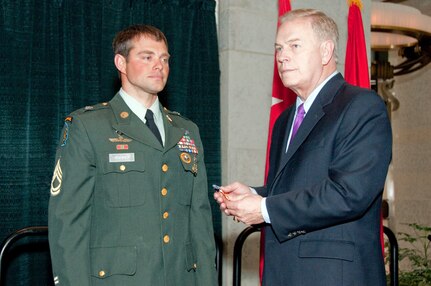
[48,25,218,286]
[214,9,392,286]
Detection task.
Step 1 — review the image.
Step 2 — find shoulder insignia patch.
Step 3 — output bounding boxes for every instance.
[61,117,73,147]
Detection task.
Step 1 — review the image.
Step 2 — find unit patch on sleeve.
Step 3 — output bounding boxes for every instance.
[60,116,73,147]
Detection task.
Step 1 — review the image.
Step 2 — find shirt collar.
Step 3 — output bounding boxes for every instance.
[296,71,339,113]
[119,88,162,122]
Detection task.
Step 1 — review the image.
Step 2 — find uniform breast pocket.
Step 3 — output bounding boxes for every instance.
[101,152,146,208]
[176,152,197,206]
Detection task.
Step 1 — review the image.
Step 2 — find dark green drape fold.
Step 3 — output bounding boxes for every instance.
[0,0,220,284]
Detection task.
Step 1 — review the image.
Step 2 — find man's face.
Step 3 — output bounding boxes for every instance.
[120,35,170,95]
[275,18,324,98]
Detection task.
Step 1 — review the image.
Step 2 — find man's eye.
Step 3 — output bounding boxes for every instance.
[161,58,169,63]
[142,56,152,61]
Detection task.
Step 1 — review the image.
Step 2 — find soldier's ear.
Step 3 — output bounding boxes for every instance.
[114,54,127,74]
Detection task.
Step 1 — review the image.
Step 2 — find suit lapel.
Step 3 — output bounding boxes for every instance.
[271,108,295,176]
[273,73,346,183]
[281,104,325,166]
[109,93,164,151]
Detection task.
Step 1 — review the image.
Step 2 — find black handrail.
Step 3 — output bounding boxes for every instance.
[0,226,49,284]
[384,226,399,286]
[233,226,399,286]
[233,226,261,286]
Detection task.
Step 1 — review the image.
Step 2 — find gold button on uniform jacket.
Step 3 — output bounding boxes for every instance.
[48,93,217,286]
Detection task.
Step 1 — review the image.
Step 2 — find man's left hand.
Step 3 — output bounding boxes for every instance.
[224,194,264,225]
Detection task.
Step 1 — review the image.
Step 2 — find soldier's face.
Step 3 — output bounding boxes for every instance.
[119,36,170,95]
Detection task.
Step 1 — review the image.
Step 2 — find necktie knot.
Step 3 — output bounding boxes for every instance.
[145,109,163,146]
[145,109,155,121]
[290,103,305,141]
[297,104,305,118]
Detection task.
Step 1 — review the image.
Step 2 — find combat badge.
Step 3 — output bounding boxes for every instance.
[50,159,62,196]
[60,116,73,147]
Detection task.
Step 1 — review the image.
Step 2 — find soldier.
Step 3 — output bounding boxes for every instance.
[48,24,218,286]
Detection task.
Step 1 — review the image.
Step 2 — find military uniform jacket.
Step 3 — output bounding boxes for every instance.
[48,93,218,286]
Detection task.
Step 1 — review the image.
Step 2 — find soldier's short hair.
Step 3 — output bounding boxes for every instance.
[112,24,168,59]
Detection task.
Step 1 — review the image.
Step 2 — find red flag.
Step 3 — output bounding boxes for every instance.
[344,0,385,256]
[264,0,295,182]
[260,0,295,283]
[344,0,370,88]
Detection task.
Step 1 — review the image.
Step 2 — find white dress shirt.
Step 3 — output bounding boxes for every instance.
[119,88,165,146]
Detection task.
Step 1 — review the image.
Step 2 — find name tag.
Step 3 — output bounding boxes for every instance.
[109,153,135,163]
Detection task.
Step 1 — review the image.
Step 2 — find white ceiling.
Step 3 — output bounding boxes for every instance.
[373,0,431,16]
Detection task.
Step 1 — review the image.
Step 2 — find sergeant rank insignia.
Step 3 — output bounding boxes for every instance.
[50,159,62,196]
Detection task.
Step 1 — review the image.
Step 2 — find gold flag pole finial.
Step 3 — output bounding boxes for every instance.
[347,0,362,10]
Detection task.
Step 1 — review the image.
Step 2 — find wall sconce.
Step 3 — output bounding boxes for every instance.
[370,1,431,114]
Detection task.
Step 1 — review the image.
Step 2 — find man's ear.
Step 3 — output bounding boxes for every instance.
[114,54,126,74]
[320,40,335,65]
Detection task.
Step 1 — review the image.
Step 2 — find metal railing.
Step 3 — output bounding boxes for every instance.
[232,226,399,286]
[0,226,49,284]
[384,226,399,286]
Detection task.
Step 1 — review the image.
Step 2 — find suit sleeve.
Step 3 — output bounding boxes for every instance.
[189,126,218,286]
[48,115,95,286]
[266,93,392,242]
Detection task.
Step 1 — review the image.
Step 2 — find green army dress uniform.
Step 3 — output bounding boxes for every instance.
[48,93,218,286]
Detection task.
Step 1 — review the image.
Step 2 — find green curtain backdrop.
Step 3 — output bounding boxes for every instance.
[0,0,220,284]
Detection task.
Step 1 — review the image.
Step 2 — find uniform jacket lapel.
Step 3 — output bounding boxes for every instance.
[162,108,186,151]
[109,93,164,151]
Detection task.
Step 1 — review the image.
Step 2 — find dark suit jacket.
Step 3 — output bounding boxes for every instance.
[256,74,392,286]
[48,93,217,286]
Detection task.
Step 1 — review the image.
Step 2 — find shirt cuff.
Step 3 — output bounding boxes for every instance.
[250,187,270,223]
[261,198,271,224]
